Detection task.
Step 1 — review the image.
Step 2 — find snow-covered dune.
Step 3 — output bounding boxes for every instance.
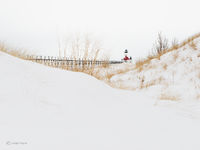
[0,51,200,150]
[111,37,200,101]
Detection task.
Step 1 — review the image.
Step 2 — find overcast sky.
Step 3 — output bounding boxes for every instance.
[0,0,200,59]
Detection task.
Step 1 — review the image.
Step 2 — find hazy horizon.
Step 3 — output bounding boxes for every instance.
[0,0,200,60]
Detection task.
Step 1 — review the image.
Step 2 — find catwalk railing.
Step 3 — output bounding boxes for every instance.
[25,55,123,69]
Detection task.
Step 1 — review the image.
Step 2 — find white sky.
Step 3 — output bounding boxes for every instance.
[0,0,200,59]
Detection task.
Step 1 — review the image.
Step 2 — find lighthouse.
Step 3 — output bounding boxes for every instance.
[123,49,131,62]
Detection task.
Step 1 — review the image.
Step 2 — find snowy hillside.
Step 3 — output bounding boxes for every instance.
[111,37,200,101]
[1,51,200,150]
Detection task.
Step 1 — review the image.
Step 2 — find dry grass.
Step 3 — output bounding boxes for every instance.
[147,64,157,70]
[0,35,111,80]
[108,80,136,91]
[52,33,111,77]
[93,64,134,81]
[140,82,155,89]
[135,32,200,71]
[189,41,198,50]
[2,32,200,91]
[162,63,168,70]
[172,52,179,61]
[159,93,180,101]
[105,69,130,80]
[139,77,163,89]
[58,34,132,81]
[135,58,151,72]
[171,38,179,50]
[0,42,28,59]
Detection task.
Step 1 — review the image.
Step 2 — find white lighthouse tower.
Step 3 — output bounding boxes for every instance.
[123,49,132,63]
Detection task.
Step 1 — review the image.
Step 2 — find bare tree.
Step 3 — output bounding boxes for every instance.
[171,38,179,49]
[153,32,169,54]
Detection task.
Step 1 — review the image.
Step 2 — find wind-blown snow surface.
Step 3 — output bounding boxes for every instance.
[111,38,200,101]
[0,52,200,150]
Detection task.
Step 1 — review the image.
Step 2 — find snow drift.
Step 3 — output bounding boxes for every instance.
[1,51,200,150]
[111,36,200,101]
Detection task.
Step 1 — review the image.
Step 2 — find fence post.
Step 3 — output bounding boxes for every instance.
[79,59,81,69]
[71,60,73,70]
